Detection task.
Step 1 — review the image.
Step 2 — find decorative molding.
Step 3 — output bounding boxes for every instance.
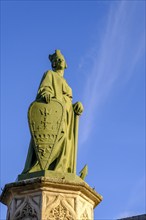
[44,194,76,219]
[6,195,41,220]
[0,177,102,219]
[14,201,38,220]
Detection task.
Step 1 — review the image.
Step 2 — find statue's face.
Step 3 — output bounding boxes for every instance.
[52,56,66,70]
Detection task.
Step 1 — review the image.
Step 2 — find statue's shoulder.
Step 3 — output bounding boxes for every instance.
[41,70,54,82]
[44,70,54,77]
[39,70,54,86]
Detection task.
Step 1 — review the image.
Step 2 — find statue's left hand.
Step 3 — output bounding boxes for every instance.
[73,102,84,116]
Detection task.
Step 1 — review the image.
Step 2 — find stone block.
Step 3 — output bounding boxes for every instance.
[0,173,102,220]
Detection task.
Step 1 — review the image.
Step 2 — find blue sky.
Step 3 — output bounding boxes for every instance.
[0,1,145,219]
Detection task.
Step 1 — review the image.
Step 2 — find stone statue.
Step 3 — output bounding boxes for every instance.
[22,50,83,174]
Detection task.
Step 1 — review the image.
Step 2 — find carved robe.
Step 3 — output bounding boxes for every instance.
[22,70,75,173]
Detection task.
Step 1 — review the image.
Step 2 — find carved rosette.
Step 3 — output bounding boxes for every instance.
[48,204,74,220]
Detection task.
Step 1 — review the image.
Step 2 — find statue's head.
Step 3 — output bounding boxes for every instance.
[49,50,67,71]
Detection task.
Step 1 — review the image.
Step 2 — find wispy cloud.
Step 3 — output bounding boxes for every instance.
[114,211,136,219]
[116,211,136,220]
[115,176,145,219]
[79,1,145,145]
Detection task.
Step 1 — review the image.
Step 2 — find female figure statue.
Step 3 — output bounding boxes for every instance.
[22,50,83,174]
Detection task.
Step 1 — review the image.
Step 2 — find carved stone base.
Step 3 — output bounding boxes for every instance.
[0,172,102,220]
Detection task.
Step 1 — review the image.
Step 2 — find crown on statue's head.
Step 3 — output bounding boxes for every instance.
[48,49,67,69]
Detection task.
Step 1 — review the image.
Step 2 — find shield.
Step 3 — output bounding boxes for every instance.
[28,99,64,170]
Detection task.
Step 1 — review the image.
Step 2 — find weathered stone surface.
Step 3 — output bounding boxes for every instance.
[0,51,102,219]
[23,50,84,175]
[0,175,102,220]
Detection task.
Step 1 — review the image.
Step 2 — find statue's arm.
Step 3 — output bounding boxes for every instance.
[36,71,54,103]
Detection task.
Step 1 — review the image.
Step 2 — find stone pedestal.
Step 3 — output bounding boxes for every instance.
[0,172,102,220]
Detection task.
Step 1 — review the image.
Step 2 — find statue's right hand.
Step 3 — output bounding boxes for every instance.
[39,90,51,103]
[44,93,51,103]
[37,88,53,103]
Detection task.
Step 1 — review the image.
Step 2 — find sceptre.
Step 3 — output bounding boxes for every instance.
[73,113,79,174]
